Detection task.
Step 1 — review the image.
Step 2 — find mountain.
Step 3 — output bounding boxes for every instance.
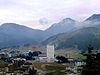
[1,14,100,49]
[0,18,77,48]
[44,18,77,39]
[42,26,100,50]
[85,14,100,22]
[42,14,100,50]
[0,23,44,48]
[81,14,100,29]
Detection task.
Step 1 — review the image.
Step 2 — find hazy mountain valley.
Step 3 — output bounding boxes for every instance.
[0,14,100,50]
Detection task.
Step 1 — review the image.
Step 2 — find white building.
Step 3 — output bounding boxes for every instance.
[47,45,55,62]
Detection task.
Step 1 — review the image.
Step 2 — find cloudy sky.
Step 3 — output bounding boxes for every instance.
[0,0,100,30]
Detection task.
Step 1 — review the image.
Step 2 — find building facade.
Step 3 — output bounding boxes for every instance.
[47,45,55,62]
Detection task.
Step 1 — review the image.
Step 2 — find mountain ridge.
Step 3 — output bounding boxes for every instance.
[0,14,100,49]
[85,14,100,22]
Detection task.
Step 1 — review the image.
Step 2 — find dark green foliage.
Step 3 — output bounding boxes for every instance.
[29,67,37,75]
[81,45,100,75]
[56,56,68,63]
[0,60,7,68]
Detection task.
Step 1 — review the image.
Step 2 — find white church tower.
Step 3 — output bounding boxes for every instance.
[47,45,55,62]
